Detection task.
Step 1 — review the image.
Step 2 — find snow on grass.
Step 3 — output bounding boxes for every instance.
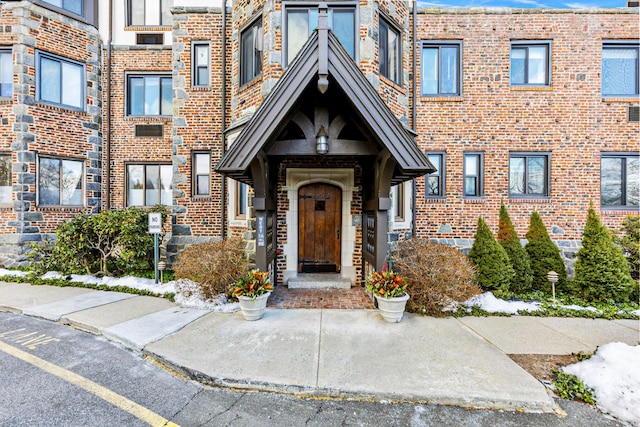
[465,291,541,314]
[0,268,28,278]
[563,343,640,426]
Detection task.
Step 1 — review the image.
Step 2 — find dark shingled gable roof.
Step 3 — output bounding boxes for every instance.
[216,30,434,184]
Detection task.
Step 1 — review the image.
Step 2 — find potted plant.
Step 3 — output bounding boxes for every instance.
[366,267,409,323]
[230,270,274,321]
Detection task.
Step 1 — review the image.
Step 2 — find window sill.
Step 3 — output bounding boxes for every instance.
[420,96,463,102]
[125,26,171,32]
[602,97,640,103]
[125,116,171,122]
[37,206,85,211]
[508,197,551,203]
[190,86,213,92]
[601,207,640,215]
[464,198,486,204]
[510,86,553,91]
[0,98,11,104]
[379,75,404,92]
[36,102,86,115]
[238,76,262,93]
[191,196,214,202]
[425,197,446,203]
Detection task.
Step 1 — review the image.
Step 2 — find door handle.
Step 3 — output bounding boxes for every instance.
[337,228,340,240]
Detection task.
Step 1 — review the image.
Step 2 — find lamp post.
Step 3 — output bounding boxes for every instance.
[316,125,329,154]
[547,271,558,307]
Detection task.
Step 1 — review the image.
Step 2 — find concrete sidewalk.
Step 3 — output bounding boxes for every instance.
[1,281,638,414]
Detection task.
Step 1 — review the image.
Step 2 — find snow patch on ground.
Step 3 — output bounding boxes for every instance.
[465,292,541,314]
[173,279,240,313]
[0,268,28,277]
[563,343,640,426]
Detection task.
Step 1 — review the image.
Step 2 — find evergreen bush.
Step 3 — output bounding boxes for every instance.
[392,238,481,317]
[574,207,635,303]
[615,215,639,282]
[497,202,533,294]
[469,217,514,297]
[525,211,567,293]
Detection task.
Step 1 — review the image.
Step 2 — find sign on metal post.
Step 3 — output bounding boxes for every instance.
[148,213,162,284]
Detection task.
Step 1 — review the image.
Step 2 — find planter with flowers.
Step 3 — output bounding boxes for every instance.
[230,270,273,321]
[366,268,409,323]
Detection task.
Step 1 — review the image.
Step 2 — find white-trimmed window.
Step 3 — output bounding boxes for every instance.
[192,42,211,87]
[284,3,356,67]
[126,164,172,206]
[41,0,83,15]
[240,17,263,86]
[426,152,446,198]
[601,153,639,208]
[379,15,401,84]
[510,41,551,86]
[127,0,171,26]
[228,179,249,224]
[391,182,412,230]
[421,41,461,96]
[126,74,172,116]
[37,156,84,206]
[192,152,211,196]
[36,51,85,110]
[0,153,11,205]
[509,152,550,198]
[0,49,12,98]
[602,42,639,97]
[463,152,484,198]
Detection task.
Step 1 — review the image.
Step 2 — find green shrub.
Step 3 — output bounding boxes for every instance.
[392,238,481,317]
[497,202,533,294]
[469,217,514,297]
[616,215,640,282]
[552,369,595,404]
[28,206,168,276]
[172,237,249,300]
[525,211,567,293]
[574,207,635,303]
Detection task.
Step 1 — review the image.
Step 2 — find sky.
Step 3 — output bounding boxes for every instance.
[417,0,631,9]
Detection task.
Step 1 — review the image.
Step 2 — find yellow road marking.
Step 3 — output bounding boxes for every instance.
[0,340,179,427]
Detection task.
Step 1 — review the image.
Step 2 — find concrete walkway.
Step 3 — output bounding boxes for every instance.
[1,281,638,414]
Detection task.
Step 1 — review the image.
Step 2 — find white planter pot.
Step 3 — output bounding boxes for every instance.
[237,292,271,321]
[374,293,410,323]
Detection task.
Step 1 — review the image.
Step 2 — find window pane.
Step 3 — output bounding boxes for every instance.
[427,154,442,196]
[333,9,355,58]
[240,28,254,84]
[626,157,639,206]
[130,0,144,25]
[0,155,11,204]
[287,10,310,64]
[427,176,439,196]
[161,77,172,115]
[129,77,144,115]
[160,165,172,205]
[422,48,438,94]
[61,61,82,108]
[465,155,478,176]
[464,177,477,197]
[61,160,82,205]
[0,51,12,97]
[379,20,388,78]
[428,154,441,174]
[440,46,458,94]
[197,67,208,86]
[509,157,525,195]
[238,182,247,215]
[146,0,160,26]
[63,0,82,15]
[602,47,638,95]
[194,153,209,175]
[161,0,172,25]
[601,157,623,206]
[128,165,144,206]
[387,26,399,82]
[528,46,547,84]
[527,157,546,195]
[196,175,209,196]
[145,165,159,206]
[144,77,160,115]
[511,48,526,85]
[40,57,61,104]
[39,158,60,205]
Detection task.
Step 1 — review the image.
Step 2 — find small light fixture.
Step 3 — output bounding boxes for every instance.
[316,126,329,155]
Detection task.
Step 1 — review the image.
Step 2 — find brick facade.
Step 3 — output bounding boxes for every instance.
[0,1,637,283]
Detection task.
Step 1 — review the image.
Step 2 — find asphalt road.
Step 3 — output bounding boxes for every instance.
[0,312,624,427]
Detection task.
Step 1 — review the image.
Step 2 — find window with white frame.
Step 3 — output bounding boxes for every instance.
[41,0,83,15]
[127,0,171,26]
[38,156,84,206]
[0,154,11,205]
[425,152,445,198]
[127,164,172,206]
[463,152,484,198]
[240,17,263,86]
[601,153,639,208]
[509,152,550,198]
[392,183,405,222]
[0,50,12,98]
[126,74,172,116]
[193,152,210,196]
[602,42,639,97]
[192,42,211,87]
[379,15,400,84]
[421,41,461,96]
[510,41,551,86]
[284,3,356,66]
[235,181,248,219]
[36,51,84,110]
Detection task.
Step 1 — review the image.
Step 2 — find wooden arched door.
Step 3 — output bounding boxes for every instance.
[298,183,341,273]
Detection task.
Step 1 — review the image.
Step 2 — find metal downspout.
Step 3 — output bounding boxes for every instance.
[411,1,417,237]
[105,0,113,210]
[220,2,227,239]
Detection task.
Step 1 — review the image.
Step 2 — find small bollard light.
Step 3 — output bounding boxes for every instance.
[547,271,558,307]
[158,260,166,283]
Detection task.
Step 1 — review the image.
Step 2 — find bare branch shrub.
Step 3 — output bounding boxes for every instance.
[173,237,249,300]
[392,238,481,317]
